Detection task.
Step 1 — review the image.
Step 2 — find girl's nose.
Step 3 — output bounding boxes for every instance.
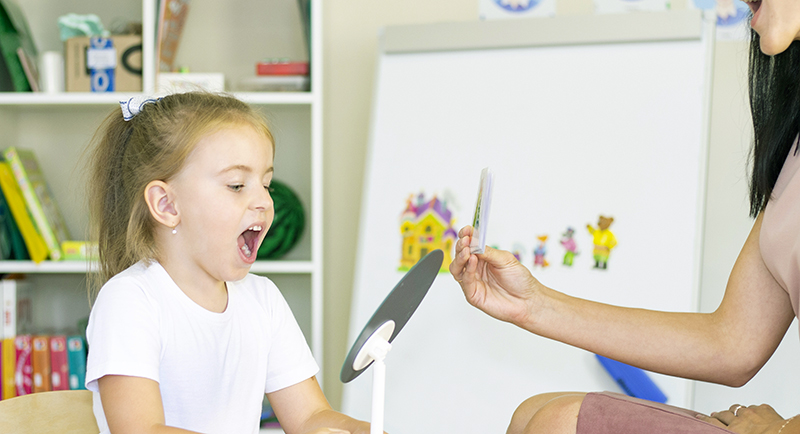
[254,187,274,211]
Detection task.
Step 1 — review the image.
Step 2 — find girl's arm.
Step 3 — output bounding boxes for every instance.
[268,376,376,434]
[98,375,200,434]
[450,213,795,387]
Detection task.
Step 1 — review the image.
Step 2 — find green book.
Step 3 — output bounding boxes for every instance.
[0,182,28,259]
[0,0,36,92]
[4,147,70,261]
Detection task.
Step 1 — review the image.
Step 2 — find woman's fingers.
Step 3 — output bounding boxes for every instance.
[694,414,727,428]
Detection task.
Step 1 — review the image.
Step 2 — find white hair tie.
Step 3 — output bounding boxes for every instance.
[120,96,161,121]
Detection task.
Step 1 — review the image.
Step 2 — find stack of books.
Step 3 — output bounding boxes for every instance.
[1,334,88,399]
[1,277,87,399]
[0,146,95,263]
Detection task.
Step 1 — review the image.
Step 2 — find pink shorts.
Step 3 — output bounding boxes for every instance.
[577,392,731,433]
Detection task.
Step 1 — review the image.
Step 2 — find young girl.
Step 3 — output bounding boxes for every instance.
[84,92,372,434]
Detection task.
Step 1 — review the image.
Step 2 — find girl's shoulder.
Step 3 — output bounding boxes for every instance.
[95,261,170,307]
[230,273,287,312]
[232,273,280,298]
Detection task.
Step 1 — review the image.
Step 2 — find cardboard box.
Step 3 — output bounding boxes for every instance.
[65,35,142,92]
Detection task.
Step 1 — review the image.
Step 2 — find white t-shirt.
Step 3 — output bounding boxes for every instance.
[86,261,319,434]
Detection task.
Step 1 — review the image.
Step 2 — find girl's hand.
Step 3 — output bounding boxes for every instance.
[449,226,542,328]
[696,403,787,433]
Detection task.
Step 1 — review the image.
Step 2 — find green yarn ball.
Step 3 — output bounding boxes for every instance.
[257,180,306,259]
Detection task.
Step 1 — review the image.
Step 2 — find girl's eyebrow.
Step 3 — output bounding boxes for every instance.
[219,165,274,174]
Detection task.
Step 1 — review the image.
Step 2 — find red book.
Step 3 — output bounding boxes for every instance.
[14,335,32,396]
[256,61,309,76]
[31,335,50,393]
[50,335,68,391]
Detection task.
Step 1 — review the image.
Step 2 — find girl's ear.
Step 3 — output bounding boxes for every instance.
[144,180,179,228]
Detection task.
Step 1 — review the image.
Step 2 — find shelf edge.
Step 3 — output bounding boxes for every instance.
[0,260,315,274]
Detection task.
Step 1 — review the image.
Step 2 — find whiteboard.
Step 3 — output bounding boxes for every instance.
[343,11,714,434]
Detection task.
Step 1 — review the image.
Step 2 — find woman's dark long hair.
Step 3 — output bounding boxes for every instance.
[748,31,800,217]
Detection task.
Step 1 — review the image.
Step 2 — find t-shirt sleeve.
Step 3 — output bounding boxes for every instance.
[262,284,319,393]
[85,280,162,391]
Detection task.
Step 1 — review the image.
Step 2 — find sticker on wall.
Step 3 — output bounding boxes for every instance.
[587,215,617,270]
[512,242,527,263]
[559,227,579,267]
[688,0,750,41]
[532,235,550,268]
[399,192,457,273]
[594,0,669,14]
[717,0,750,41]
[479,0,556,20]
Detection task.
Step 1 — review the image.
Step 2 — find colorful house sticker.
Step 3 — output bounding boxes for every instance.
[400,193,457,272]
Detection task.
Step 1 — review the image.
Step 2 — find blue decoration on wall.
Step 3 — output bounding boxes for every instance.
[596,354,668,403]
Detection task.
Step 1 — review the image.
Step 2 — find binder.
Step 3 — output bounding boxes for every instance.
[0,0,37,91]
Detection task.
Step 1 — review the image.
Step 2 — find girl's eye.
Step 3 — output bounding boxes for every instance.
[264,185,274,193]
[229,184,244,192]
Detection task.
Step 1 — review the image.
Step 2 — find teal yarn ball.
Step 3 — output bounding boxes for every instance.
[257,180,306,259]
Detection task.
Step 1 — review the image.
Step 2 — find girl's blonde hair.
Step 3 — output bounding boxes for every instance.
[86,92,274,300]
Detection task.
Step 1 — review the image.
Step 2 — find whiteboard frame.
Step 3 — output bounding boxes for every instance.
[381,10,706,54]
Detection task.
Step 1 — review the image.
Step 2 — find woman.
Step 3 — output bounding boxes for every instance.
[449,1,800,433]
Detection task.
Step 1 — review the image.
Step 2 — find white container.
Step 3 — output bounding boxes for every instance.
[39,51,65,93]
[156,72,225,94]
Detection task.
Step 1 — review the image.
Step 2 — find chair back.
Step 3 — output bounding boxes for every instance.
[0,390,99,434]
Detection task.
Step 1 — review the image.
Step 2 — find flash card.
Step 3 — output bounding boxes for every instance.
[470,167,493,254]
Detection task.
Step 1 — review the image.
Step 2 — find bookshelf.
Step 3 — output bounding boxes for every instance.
[0,1,323,430]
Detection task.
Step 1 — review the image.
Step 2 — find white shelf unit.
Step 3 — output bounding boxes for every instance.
[0,0,323,411]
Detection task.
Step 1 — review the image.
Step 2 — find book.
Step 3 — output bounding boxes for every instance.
[49,335,68,391]
[14,334,31,395]
[0,0,36,91]
[16,46,38,91]
[0,181,29,260]
[31,334,50,392]
[62,240,99,261]
[0,187,12,259]
[0,161,47,262]
[1,337,14,399]
[67,335,86,390]
[256,60,309,76]
[157,0,191,72]
[3,147,71,261]
[2,277,31,339]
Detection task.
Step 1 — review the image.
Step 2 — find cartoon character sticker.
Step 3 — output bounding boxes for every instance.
[559,227,579,266]
[512,243,526,263]
[587,215,617,270]
[533,235,549,268]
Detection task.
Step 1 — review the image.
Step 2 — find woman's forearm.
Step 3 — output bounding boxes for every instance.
[526,287,740,384]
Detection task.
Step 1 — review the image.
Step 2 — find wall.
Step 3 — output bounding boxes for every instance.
[322,0,477,407]
[322,0,772,415]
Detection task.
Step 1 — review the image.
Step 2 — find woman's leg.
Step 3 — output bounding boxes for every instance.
[507,392,586,434]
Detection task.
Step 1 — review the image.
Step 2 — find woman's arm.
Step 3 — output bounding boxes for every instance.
[98,375,199,434]
[268,376,374,434]
[450,213,795,386]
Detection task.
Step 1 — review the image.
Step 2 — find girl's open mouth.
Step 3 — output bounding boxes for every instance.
[238,225,263,259]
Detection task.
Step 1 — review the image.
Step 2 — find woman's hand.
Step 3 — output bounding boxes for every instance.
[449,225,542,328]
[696,403,787,433]
[303,429,350,434]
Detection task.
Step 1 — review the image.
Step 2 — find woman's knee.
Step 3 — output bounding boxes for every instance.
[507,393,585,434]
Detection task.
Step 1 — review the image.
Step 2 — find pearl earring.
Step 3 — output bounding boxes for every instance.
[172,225,178,235]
